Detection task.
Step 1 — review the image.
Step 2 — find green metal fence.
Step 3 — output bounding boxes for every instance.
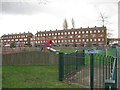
[59,47,118,88]
[105,47,118,89]
[59,50,85,81]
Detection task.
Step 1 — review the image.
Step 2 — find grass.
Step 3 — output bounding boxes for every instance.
[2,65,81,88]
[57,49,82,53]
[2,48,117,88]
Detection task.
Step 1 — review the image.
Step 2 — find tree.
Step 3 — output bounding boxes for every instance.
[71,18,75,29]
[98,11,108,26]
[97,11,113,45]
[63,18,68,30]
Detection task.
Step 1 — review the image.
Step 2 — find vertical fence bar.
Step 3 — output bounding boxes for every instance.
[59,53,64,81]
[115,47,117,89]
[106,56,108,80]
[90,53,94,89]
[115,57,117,89]
[76,52,78,70]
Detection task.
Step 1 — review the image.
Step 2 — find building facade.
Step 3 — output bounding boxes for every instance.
[1,32,33,45]
[35,26,107,46]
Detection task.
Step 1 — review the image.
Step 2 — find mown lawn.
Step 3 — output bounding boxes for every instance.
[57,49,82,53]
[2,65,81,88]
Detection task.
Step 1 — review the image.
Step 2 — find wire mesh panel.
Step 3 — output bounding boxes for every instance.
[59,47,118,88]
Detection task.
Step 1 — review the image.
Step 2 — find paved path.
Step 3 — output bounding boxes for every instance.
[118,47,120,88]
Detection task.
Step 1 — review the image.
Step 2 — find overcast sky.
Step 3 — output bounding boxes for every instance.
[0,0,119,38]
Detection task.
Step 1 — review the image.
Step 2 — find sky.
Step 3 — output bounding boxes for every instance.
[0,0,119,38]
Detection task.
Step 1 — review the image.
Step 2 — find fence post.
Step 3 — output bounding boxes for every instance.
[115,57,117,89]
[82,50,85,66]
[76,52,78,70]
[90,53,94,89]
[59,53,64,81]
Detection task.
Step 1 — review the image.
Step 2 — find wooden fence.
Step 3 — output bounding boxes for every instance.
[2,51,59,65]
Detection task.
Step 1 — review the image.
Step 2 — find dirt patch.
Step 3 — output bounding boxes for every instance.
[64,65,110,88]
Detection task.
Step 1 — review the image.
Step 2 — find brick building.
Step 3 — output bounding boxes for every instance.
[1,32,33,45]
[35,26,107,46]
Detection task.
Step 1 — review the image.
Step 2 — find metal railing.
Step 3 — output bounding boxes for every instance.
[58,47,118,89]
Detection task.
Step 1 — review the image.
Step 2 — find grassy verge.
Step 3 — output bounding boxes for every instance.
[2,65,81,88]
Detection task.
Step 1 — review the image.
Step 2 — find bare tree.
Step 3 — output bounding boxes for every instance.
[97,11,113,38]
[97,11,114,47]
[63,18,68,30]
[71,18,75,29]
[98,12,108,26]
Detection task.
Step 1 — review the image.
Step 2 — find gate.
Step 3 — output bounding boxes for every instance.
[58,47,118,89]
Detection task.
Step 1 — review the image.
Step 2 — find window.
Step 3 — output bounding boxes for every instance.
[47,37,51,39]
[94,39,97,41]
[55,33,57,35]
[82,31,84,34]
[24,38,27,40]
[20,39,23,41]
[91,34,96,37]
[52,37,56,39]
[99,34,104,37]
[72,32,74,34]
[86,31,88,33]
[94,30,96,33]
[75,31,77,34]
[82,35,85,38]
[85,35,88,37]
[58,36,63,39]
[90,31,92,33]
[75,35,78,38]
[58,33,60,35]
[98,39,101,41]
[86,39,89,41]
[68,32,70,34]
[52,33,54,35]
[69,36,73,38]
[64,32,67,35]
[98,30,101,33]
[78,35,81,38]
[90,39,92,42]
[82,39,85,42]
